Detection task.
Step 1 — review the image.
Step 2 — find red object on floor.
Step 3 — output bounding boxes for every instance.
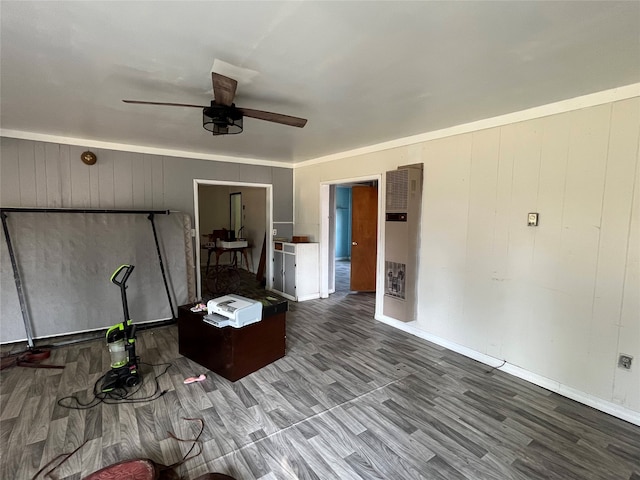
[0,348,65,370]
[82,459,158,480]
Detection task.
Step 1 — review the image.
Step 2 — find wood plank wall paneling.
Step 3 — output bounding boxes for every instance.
[131,152,147,209]
[88,148,101,208]
[1,139,20,205]
[97,150,115,209]
[0,137,294,342]
[417,101,640,408]
[461,128,501,353]
[113,152,134,208]
[152,155,165,209]
[272,168,293,223]
[610,100,640,408]
[44,143,61,208]
[291,97,639,414]
[1,138,293,220]
[18,140,37,206]
[69,145,92,207]
[59,144,72,206]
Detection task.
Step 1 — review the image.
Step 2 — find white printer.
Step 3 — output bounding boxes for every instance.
[204,294,262,328]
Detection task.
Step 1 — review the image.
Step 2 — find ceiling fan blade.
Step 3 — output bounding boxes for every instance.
[238,108,307,128]
[122,100,207,108]
[212,73,238,106]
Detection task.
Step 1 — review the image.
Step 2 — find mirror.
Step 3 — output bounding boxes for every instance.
[230,192,242,239]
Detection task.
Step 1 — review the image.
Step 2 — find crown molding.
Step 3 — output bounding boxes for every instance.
[0,129,294,169]
[294,82,640,168]
[3,83,638,170]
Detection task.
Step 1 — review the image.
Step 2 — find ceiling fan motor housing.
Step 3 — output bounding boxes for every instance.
[203,102,243,135]
[123,70,306,134]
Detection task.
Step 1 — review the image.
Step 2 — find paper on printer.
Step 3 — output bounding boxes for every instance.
[204,294,262,328]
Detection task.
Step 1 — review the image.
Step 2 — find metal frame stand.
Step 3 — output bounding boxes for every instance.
[0,208,176,347]
[1,212,36,349]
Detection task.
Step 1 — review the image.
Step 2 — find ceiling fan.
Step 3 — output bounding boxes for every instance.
[123,72,307,135]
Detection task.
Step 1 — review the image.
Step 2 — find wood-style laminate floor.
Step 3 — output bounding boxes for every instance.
[2,264,639,479]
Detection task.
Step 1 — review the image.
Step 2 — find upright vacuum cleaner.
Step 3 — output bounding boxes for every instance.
[101,264,141,392]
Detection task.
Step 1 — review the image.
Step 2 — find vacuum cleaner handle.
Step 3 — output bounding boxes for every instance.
[111,264,135,287]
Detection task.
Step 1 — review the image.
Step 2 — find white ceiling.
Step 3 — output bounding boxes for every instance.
[1,1,639,165]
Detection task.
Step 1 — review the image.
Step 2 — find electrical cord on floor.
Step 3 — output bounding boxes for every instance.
[57,361,172,409]
[29,417,204,480]
[160,417,205,477]
[485,359,507,374]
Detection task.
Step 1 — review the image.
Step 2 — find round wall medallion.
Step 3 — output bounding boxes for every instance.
[81,151,97,165]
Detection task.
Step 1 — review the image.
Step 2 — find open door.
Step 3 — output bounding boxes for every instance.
[350,185,378,291]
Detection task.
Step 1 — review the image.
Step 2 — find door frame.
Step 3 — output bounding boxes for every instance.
[319,174,384,316]
[193,179,273,301]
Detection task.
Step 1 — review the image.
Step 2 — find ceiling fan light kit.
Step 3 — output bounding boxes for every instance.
[123,70,307,136]
[203,102,243,135]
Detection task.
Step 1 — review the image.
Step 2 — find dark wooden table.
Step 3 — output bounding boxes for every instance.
[178,298,287,381]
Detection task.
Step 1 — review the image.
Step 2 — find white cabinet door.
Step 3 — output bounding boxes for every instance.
[273,249,284,292]
[271,242,320,301]
[284,253,296,297]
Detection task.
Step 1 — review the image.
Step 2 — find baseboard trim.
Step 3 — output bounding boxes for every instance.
[297,293,321,302]
[375,313,640,427]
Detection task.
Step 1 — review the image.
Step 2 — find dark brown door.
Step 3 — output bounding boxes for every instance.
[350,185,378,291]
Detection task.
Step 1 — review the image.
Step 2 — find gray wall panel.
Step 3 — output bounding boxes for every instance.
[131,152,147,209]
[18,140,37,206]
[44,143,62,208]
[0,138,20,206]
[162,157,243,214]
[113,151,134,208]
[69,145,92,207]
[97,149,116,208]
[272,168,293,222]
[1,140,293,224]
[0,138,294,341]
[273,222,293,240]
[238,163,272,184]
[34,142,48,206]
[59,144,72,207]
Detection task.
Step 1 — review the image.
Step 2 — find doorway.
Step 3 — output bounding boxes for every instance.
[319,175,383,316]
[193,179,273,301]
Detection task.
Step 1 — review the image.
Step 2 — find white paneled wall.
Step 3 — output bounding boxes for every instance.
[294,96,640,416]
[419,99,639,412]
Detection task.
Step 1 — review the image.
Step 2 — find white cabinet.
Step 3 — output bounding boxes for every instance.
[271,242,319,301]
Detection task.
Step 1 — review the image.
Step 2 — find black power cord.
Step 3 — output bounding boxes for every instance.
[57,361,172,409]
[485,359,507,374]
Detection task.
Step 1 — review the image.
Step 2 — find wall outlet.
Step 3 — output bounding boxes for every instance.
[272,229,277,236]
[618,354,633,370]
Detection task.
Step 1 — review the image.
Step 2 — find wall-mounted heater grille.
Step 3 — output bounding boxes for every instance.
[383,164,423,322]
[386,169,409,212]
